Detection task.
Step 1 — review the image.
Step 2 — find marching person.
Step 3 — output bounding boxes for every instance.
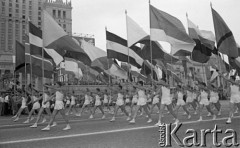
[89,88,105,119]
[41,82,70,131]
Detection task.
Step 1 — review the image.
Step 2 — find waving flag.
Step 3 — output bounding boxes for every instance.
[43,10,91,65]
[29,22,54,78]
[149,5,195,56]
[106,30,144,68]
[15,41,25,71]
[126,14,149,47]
[211,7,238,58]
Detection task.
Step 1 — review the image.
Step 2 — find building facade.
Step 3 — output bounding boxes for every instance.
[0,0,72,75]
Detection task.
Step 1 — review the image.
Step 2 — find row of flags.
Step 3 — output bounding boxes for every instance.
[14,3,240,85]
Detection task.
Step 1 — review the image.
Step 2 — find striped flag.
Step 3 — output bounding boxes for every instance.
[29,22,54,78]
[211,7,238,58]
[15,41,25,71]
[150,5,195,56]
[106,30,144,68]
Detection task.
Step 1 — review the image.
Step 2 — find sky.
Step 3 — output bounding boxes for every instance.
[71,0,240,53]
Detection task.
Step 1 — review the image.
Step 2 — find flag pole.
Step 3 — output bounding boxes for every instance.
[41,10,45,95]
[125,10,131,83]
[149,0,153,85]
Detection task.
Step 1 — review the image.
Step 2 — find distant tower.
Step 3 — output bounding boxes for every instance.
[43,0,72,35]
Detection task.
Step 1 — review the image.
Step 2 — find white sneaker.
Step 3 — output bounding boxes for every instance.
[13,117,19,122]
[41,125,50,131]
[63,124,71,130]
[23,119,30,124]
[234,110,238,114]
[217,111,221,116]
[65,113,69,116]
[129,119,135,124]
[212,115,216,120]
[194,111,197,115]
[155,121,162,126]
[187,115,191,119]
[51,122,57,127]
[146,115,149,118]
[126,116,131,121]
[30,117,34,121]
[76,113,81,117]
[12,115,17,118]
[183,112,187,115]
[197,117,202,122]
[157,111,160,114]
[102,115,106,119]
[147,119,152,123]
[110,117,115,122]
[139,112,143,116]
[89,115,93,119]
[226,118,231,124]
[41,118,47,124]
[207,113,212,117]
[30,123,37,128]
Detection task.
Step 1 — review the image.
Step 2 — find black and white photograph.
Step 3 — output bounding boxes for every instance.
[0,0,240,147]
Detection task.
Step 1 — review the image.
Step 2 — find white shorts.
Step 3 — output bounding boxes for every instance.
[20,104,27,109]
[32,102,40,110]
[137,97,147,106]
[103,99,108,104]
[95,100,102,106]
[186,97,193,103]
[230,95,240,103]
[116,99,124,106]
[42,102,50,109]
[161,97,172,105]
[125,99,130,104]
[152,97,159,104]
[70,101,76,106]
[54,101,64,110]
[84,100,90,105]
[132,97,138,104]
[210,97,219,103]
[200,99,209,106]
[66,100,70,105]
[177,99,185,106]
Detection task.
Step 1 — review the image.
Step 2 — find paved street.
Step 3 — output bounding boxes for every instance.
[0,101,240,148]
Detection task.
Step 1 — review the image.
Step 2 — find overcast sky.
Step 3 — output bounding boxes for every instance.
[71,0,240,53]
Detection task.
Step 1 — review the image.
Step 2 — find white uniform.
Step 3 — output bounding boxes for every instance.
[95,95,102,106]
[54,91,64,110]
[210,91,219,103]
[137,90,147,106]
[132,95,138,104]
[83,95,90,105]
[70,95,76,105]
[199,91,209,106]
[230,85,240,103]
[186,91,193,103]
[20,97,27,109]
[42,93,50,108]
[116,93,124,106]
[177,91,185,106]
[152,92,159,104]
[66,96,70,105]
[161,86,172,105]
[32,96,40,110]
[103,94,108,104]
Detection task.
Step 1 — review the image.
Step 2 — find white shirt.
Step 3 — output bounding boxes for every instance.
[4,96,9,103]
[0,97,4,103]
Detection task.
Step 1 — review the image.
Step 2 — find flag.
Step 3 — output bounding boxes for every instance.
[106,63,128,80]
[44,48,63,65]
[210,66,219,82]
[42,10,91,65]
[211,7,238,58]
[149,5,195,56]
[29,22,54,78]
[187,18,214,63]
[126,14,149,47]
[106,30,144,68]
[15,41,25,71]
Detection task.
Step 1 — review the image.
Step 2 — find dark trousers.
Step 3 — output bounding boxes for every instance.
[0,102,3,116]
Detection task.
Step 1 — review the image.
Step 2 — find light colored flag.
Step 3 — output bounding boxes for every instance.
[150,5,195,56]
[81,40,106,61]
[44,48,63,65]
[42,10,91,65]
[126,14,148,47]
[106,63,128,80]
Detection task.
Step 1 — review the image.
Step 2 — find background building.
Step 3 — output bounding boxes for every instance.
[0,0,72,75]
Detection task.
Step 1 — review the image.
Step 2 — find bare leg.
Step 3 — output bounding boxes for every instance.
[34,107,44,124]
[120,105,129,117]
[142,105,151,120]
[59,109,69,124]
